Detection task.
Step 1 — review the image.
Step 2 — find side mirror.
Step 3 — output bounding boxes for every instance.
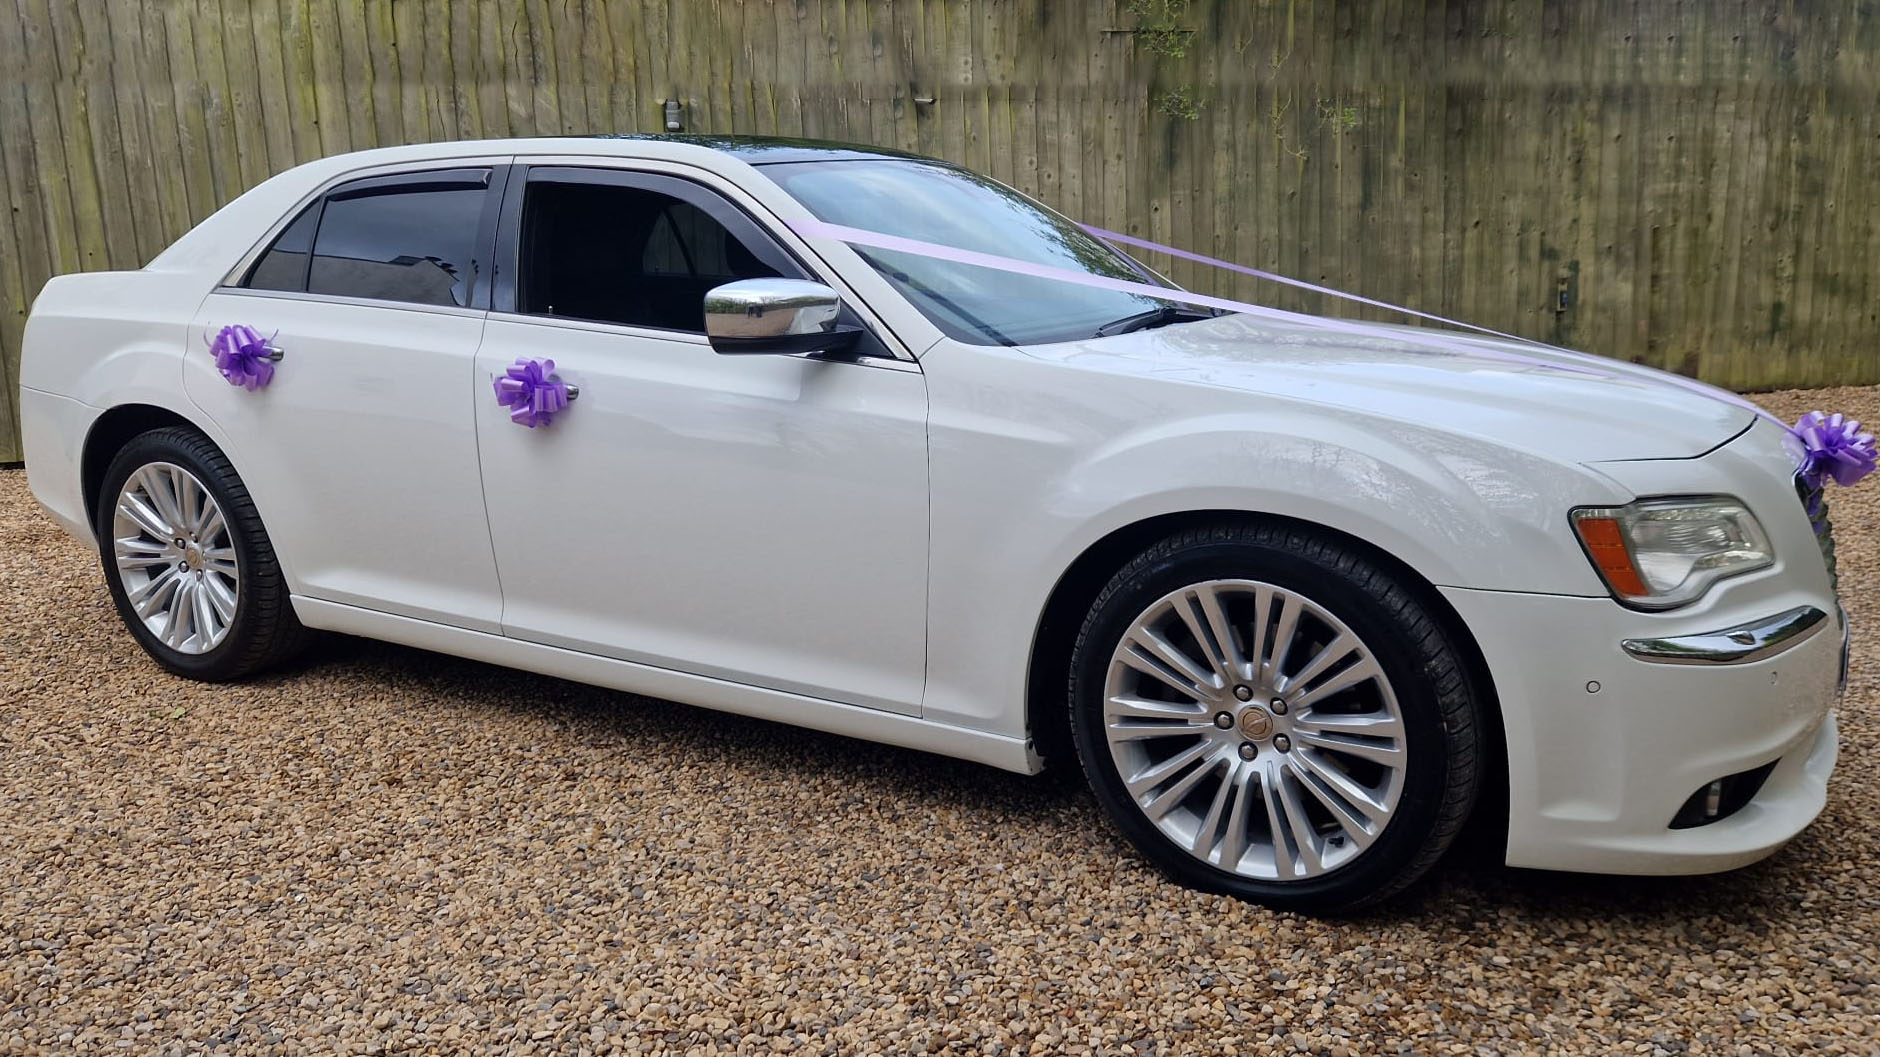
[703,279,861,356]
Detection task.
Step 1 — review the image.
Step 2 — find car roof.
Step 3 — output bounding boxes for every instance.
[586,133,934,166]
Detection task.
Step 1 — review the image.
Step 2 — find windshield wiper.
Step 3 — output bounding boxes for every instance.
[1092,303,1217,338]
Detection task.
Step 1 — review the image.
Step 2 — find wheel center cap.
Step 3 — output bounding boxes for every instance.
[1237,708,1274,740]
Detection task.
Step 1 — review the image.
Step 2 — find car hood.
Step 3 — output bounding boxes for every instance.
[1048,313,1757,462]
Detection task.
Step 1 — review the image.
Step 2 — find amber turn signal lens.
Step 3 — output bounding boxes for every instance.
[1573,516,1651,598]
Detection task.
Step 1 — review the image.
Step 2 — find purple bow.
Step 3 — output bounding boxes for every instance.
[1794,411,1877,488]
[208,324,277,391]
[493,357,570,428]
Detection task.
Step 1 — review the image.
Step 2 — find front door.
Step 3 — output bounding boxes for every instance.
[184,164,508,631]
[473,166,930,714]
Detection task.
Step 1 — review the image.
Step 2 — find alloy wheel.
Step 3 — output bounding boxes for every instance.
[111,462,241,655]
[1102,579,1407,880]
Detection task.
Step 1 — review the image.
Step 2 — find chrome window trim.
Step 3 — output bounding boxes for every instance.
[1620,605,1831,666]
[483,310,922,373]
[213,286,490,320]
[488,310,710,345]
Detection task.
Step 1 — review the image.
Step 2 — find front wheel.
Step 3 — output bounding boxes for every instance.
[95,426,311,681]
[1068,521,1482,914]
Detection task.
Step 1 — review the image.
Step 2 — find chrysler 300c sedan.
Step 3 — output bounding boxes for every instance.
[19,136,1842,913]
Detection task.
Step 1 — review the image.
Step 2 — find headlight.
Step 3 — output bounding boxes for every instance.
[1571,497,1773,609]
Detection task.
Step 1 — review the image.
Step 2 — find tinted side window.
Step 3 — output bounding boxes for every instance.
[243,204,319,292]
[518,181,786,331]
[308,180,487,307]
[642,200,736,277]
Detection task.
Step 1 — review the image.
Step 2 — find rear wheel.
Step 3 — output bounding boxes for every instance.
[1069,521,1482,914]
[95,427,311,680]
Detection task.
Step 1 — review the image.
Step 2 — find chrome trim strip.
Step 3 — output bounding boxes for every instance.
[486,310,710,344]
[212,287,489,319]
[1838,604,1852,695]
[1621,605,1831,666]
[481,311,923,372]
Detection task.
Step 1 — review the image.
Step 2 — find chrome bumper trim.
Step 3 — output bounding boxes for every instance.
[1838,605,1852,695]
[1621,605,1831,666]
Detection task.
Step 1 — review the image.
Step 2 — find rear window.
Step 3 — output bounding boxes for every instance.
[241,169,490,309]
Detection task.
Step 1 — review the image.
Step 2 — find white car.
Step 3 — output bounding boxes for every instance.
[18,136,1843,913]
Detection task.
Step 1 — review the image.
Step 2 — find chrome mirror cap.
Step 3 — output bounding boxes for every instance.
[704,279,857,355]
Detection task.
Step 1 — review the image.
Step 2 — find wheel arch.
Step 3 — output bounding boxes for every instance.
[1023,509,1507,841]
[86,411,315,679]
[82,403,217,529]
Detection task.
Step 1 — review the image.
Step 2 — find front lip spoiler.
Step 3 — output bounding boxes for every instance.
[1620,605,1831,666]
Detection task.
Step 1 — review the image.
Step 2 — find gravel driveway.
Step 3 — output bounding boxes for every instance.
[3,387,1878,1056]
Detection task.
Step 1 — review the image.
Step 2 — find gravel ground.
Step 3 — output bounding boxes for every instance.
[3,387,1878,1056]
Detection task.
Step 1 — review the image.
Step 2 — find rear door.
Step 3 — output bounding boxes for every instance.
[472,164,931,713]
[184,163,509,631]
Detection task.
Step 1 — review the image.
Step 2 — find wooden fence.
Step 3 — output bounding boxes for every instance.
[2,0,1877,462]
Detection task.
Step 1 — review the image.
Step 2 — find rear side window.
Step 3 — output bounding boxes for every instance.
[241,168,491,308]
[245,205,317,292]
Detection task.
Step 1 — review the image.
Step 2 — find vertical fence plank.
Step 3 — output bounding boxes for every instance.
[16,0,82,274]
[72,1,140,266]
[246,0,300,175]
[40,0,107,272]
[0,0,49,461]
[388,0,426,142]
[304,0,350,155]
[103,2,165,264]
[0,44,23,460]
[471,0,509,138]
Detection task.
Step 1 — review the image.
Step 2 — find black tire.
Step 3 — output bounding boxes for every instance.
[94,426,312,681]
[1068,520,1482,915]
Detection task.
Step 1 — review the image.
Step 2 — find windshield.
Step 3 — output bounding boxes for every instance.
[762,159,1181,346]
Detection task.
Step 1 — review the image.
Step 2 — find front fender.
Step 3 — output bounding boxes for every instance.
[1042,407,1619,595]
[918,340,1625,738]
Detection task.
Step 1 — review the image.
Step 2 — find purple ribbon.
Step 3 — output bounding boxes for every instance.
[1793,411,1877,488]
[1072,224,1795,430]
[207,324,277,391]
[1084,225,1549,350]
[790,218,1622,380]
[793,217,1880,489]
[493,357,570,428]
[790,217,1794,421]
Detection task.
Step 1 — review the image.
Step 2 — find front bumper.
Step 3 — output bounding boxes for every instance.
[1445,584,1841,875]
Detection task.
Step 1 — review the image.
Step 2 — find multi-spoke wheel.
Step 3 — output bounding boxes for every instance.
[112,462,241,654]
[1105,579,1406,880]
[96,427,311,680]
[1069,523,1483,914]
